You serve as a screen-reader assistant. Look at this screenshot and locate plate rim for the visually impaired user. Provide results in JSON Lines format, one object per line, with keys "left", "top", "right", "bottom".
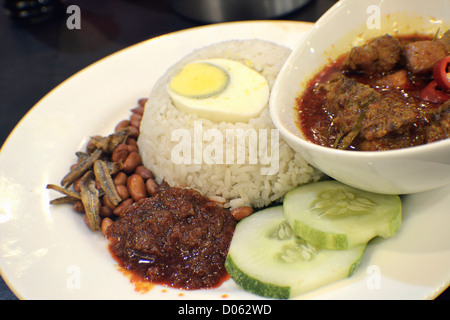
{"left": 1, "top": 19, "right": 449, "bottom": 300}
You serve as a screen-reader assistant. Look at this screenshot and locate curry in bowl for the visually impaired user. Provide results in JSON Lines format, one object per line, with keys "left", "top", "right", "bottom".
{"left": 296, "top": 30, "right": 450, "bottom": 151}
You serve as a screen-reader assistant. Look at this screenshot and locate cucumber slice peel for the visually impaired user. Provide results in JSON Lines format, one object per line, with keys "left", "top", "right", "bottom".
{"left": 225, "top": 206, "right": 366, "bottom": 299}
{"left": 283, "top": 180, "right": 402, "bottom": 250}
{"left": 225, "top": 255, "right": 290, "bottom": 299}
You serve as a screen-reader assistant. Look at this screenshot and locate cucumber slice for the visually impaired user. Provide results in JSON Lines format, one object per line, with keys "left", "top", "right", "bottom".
{"left": 283, "top": 180, "right": 402, "bottom": 250}
{"left": 225, "top": 206, "right": 366, "bottom": 299}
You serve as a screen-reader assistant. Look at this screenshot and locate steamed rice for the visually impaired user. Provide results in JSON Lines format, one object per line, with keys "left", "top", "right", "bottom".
{"left": 138, "top": 40, "right": 322, "bottom": 208}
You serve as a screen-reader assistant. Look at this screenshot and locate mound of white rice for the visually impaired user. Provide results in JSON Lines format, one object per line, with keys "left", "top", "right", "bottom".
{"left": 138, "top": 40, "right": 322, "bottom": 208}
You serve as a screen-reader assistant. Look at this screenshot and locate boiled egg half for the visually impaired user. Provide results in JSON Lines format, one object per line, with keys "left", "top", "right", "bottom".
{"left": 167, "top": 58, "right": 269, "bottom": 123}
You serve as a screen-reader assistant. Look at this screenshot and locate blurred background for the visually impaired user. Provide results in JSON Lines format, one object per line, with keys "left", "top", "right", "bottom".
{"left": 0, "top": 0, "right": 448, "bottom": 300}
{"left": 0, "top": 0, "right": 340, "bottom": 147}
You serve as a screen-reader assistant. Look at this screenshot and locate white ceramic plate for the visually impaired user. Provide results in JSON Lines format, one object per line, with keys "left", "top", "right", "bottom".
{"left": 0, "top": 21, "right": 449, "bottom": 300}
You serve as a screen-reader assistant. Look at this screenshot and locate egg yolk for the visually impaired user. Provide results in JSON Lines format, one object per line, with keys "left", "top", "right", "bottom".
{"left": 169, "top": 62, "right": 230, "bottom": 98}
{"left": 167, "top": 58, "right": 269, "bottom": 123}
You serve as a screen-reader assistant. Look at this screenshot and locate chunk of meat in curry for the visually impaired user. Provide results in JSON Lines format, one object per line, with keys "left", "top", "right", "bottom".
{"left": 297, "top": 31, "right": 450, "bottom": 151}
{"left": 342, "top": 34, "right": 402, "bottom": 74}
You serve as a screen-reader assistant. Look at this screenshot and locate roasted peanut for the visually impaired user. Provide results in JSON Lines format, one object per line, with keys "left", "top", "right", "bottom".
{"left": 127, "top": 144, "right": 138, "bottom": 153}
{"left": 123, "top": 151, "right": 141, "bottom": 174}
{"left": 131, "top": 105, "right": 144, "bottom": 115}
{"left": 73, "top": 200, "right": 85, "bottom": 213}
{"left": 100, "top": 205, "right": 114, "bottom": 219}
{"left": 230, "top": 206, "right": 254, "bottom": 221}
{"left": 111, "top": 143, "right": 129, "bottom": 163}
{"left": 145, "top": 178, "right": 159, "bottom": 196}
{"left": 116, "top": 184, "right": 130, "bottom": 200}
{"left": 115, "top": 120, "right": 131, "bottom": 133}
{"left": 126, "top": 137, "right": 137, "bottom": 147}
{"left": 135, "top": 165, "right": 154, "bottom": 180}
{"left": 101, "top": 217, "right": 114, "bottom": 238}
{"left": 127, "top": 174, "right": 147, "bottom": 202}
{"left": 130, "top": 113, "right": 142, "bottom": 128}
{"left": 102, "top": 194, "right": 116, "bottom": 210}
{"left": 73, "top": 178, "right": 82, "bottom": 193}
{"left": 137, "top": 98, "right": 148, "bottom": 107}
{"left": 129, "top": 125, "right": 140, "bottom": 139}
{"left": 113, "top": 171, "right": 127, "bottom": 186}
{"left": 113, "top": 198, "right": 133, "bottom": 216}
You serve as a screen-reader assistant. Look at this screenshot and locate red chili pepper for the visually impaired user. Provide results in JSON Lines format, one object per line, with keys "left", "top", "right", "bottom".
{"left": 419, "top": 80, "right": 450, "bottom": 104}
{"left": 433, "top": 56, "right": 450, "bottom": 92}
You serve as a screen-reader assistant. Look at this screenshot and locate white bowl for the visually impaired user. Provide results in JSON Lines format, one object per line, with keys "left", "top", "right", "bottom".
{"left": 270, "top": 0, "right": 450, "bottom": 195}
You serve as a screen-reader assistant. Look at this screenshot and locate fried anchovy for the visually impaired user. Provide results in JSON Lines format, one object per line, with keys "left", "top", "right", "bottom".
{"left": 78, "top": 170, "right": 101, "bottom": 231}
{"left": 93, "top": 160, "right": 122, "bottom": 206}
{"left": 46, "top": 184, "right": 81, "bottom": 199}
{"left": 75, "top": 151, "right": 90, "bottom": 162}
{"left": 89, "top": 128, "right": 130, "bottom": 154}
{"left": 60, "top": 148, "right": 102, "bottom": 187}
{"left": 103, "top": 160, "right": 123, "bottom": 175}
{"left": 49, "top": 196, "right": 80, "bottom": 205}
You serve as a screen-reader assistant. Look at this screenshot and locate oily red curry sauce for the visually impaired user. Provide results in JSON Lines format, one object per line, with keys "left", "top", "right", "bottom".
{"left": 106, "top": 184, "right": 236, "bottom": 290}
{"left": 296, "top": 34, "right": 449, "bottom": 151}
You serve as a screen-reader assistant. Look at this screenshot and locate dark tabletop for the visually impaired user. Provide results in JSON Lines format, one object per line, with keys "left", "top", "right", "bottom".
{"left": 0, "top": 0, "right": 448, "bottom": 300}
